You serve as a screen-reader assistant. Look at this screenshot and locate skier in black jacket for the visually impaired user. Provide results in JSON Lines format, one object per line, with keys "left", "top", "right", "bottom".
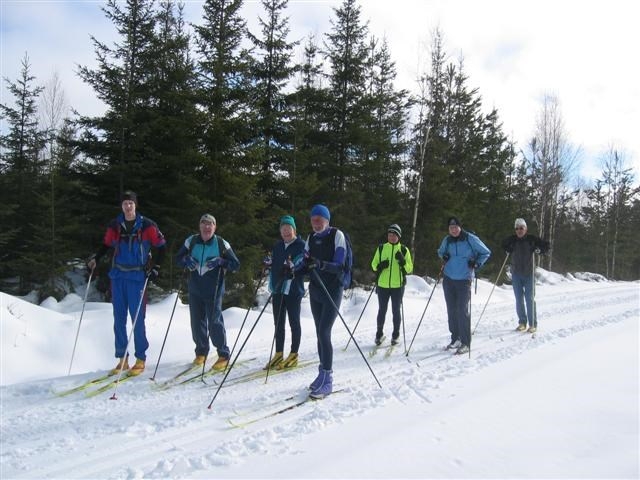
{"left": 502, "top": 218, "right": 550, "bottom": 333}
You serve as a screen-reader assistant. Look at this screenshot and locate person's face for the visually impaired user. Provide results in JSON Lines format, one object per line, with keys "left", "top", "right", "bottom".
{"left": 200, "top": 220, "right": 216, "bottom": 240}
{"left": 121, "top": 200, "right": 136, "bottom": 219}
{"left": 515, "top": 225, "right": 527, "bottom": 238}
{"left": 310, "top": 215, "right": 328, "bottom": 233}
{"left": 387, "top": 232, "right": 399, "bottom": 244}
{"left": 448, "top": 224, "right": 461, "bottom": 237}
{"left": 280, "top": 224, "right": 295, "bottom": 242}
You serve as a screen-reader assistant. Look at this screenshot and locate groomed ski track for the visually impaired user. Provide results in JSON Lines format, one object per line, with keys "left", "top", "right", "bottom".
{"left": 1, "top": 279, "right": 637, "bottom": 479}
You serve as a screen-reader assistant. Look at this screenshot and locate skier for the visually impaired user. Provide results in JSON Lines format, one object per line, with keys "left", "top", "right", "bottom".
{"left": 437, "top": 217, "right": 491, "bottom": 354}
{"left": 87, "top": 191, "right": 166, "bottom": 376}
{"left": 502, "top": 218, "right": 550, "bottom": 333}
{"left": 175, "top": 214, "right": 240, "bottom": 371}
{"left": 295, "top": 204, "right": 347, "bottom": 398}
{"left": 263, "top": 215, "right": 306, "bottom": 370}
{"left": 370, "top": 224, "right": 413, "bottom": 346}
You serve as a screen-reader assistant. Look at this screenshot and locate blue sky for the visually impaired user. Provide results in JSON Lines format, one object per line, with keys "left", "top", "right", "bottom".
{"left": 1, "top": 0, "right": 638, "bottom": 184}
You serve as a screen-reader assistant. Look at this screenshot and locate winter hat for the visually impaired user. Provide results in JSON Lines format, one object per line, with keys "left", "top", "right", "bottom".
{"left": 280, "top": 215, "right": 297, "bottom": 231}
{"left": 387, "top": 224, "right": 402, "bottom": 237}
{"left": 121, "top": 190, "right": 137, "bottom": 205}
{"left": 514, "top": 218, "right": 527, "bottom": 229}
{"left": 200, "top": 213, "right": 216, "bottom": 225}
{"left": 310, "top": 204, "right": 331, "bottom": 221}
{"left": 448, "top": 216, "right": 461, "bottom": 227}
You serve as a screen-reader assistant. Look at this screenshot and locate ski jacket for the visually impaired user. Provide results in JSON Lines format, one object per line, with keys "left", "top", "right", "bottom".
{"left": 370, "top": 242, "right": 414, "bottom": 289}
{"left": 269, "top": 236, "right": 306, "bottom": 296}
{"left": 101, "top": 213, "right": 166, "bottom": 281}
{"left": 176, "top": 234, "right": 240, "bottom": 294}
{"left": 502, "top": 234, "right": 550, "bottom": 276}
{"left": 296, "top": 227, "right": 346, "bottom": 294}
{"left": 437, "top": 230, "right": 491, "bottom": 281}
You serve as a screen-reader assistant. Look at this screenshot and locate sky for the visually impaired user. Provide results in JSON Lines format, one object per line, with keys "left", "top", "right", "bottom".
{"left": 1, "top": 269, "right": 638, "bottom": 478}
{"left": 1, "top": 0, "right": 639, "bottom": 184}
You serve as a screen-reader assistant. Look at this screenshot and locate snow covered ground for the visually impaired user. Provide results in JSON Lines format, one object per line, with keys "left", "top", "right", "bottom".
{"left": 1, "top": 269, "right": 638, "bottom": 479}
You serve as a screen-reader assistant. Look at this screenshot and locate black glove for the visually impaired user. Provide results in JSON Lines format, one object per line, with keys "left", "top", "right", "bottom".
{"left": 304, "top": 255, "right": 321, "bottom": 270}
{"left": 282, "top": 259, "right": 294, "bottom": 279}
{"left": 468, "top": 259, "right": 478, "bottom": 269}
{"left": 534, "top": 248, "right": 541, "bottom": 254}
{"left": 147, "top": 264, "right": 160, "bottom": 282}
{"left": 262, "top": 255, "right": 273, "bottom": 269}
{"left": 442, "top": 253, "right": 450, "bottom": 262}
{"left": 395, "top": 250, "right": 406, "bottom": 267}
{"left": 377, "top": 259, "right": 390, "bottom": 272}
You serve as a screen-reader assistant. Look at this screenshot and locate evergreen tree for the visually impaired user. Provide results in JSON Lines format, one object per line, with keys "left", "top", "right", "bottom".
{"left": 0, "top": 54, "right": 48, "bottom": 294}
{"left": 247, "top": 0, "right": 298, "bottom": 212}
{"left": 194, "top": 0, "right": 267, "bottom": 306}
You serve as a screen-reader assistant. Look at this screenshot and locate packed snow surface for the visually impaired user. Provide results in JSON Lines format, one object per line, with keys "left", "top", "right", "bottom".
{"left": 1, "top": 269, "right": 638, "bottom": 479}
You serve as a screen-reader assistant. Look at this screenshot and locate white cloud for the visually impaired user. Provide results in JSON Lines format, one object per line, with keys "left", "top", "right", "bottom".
{"left": 2, "top": 0, "right": 638, "bottom": 182}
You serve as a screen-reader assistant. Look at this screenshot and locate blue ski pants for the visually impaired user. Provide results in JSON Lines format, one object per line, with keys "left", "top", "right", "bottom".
{"left": 309, "top": 283, "right": 343, "bottom": 371}
{"left": 511, "top": 272, "right": 536, "bottom": 327}
{"left": 111, "top": 277, "right": 148, "bottom": 361}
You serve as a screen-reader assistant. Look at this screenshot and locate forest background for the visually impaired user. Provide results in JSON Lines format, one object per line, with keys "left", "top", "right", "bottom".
{"left": 1, "top": 0, "right": 638, "bottom": 307}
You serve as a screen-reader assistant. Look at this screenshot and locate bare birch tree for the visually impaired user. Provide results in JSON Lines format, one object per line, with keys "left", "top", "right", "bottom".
{"left": 525, "top": 93, "right": 578, "bottom": 269}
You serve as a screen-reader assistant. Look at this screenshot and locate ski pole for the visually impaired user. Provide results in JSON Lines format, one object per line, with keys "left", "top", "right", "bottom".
{"left": 228, "top": 268, "right": 268, "bottom": 364}
{"left": 468, "top": 277, "right": 472, "bottom": 359}
{"left": 406, "top": 264, "right": 444, "bottom": 357}
{"left": 343, "top": 282, "right": 376, "bottom": 351}
{"left": 471, "top": 253, "right": 509, "bottom": 335}
{"left": 310, "top": 269, "right": 382, "bottom": 389}
{"left": 67, "top": 266, "right": 94, "bottom": 375}
{"left": 110, "top": 276, "right": 150, "bottom": 400}
{"left": 400, "top": 294, "right": 407, "bottom": 354}
{"left": 198, "top": 267, "right": 224, "bottom": 382}
{"left": 531, "top": 251, "right": 537, "bottom": 334}
{"left": 207, "top": 292, "right": 275, "bottom": 410}
{"left": 149, "top": 270, "right": 187, "bottom": 381}
{"left": 264, "top": 292, "right": 286, "bottom": 383}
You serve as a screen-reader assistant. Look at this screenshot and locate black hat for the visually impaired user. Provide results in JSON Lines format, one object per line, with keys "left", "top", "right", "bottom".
{"left": 448, "top": 216, "right": 461, "bottom": 227}
{"left": 121, "top": 190, "right": 137, "bottom": 204}
{"left": 387, "top": 224, "right": 402, "bottom": 237}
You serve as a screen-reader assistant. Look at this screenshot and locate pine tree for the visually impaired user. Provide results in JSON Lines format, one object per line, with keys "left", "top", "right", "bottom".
{"left": 0, "top": 54, "right": 48, "bottom": 294}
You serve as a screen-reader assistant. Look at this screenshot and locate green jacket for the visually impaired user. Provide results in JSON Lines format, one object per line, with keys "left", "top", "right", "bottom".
{"left": 370, "top": 242, "right": 413, "bottom": 289}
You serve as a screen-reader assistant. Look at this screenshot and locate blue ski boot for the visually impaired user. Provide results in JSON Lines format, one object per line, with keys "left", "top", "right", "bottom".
{"left": 309, "top": 369, "right": 333, "bottom": 399}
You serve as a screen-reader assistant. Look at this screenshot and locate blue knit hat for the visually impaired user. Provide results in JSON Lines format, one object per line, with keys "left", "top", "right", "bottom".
{"left": 310, "top": 204, "right": 330, "bottom": 221}
{"left": 280, "top": 215, "right": 296, "bottom": 230}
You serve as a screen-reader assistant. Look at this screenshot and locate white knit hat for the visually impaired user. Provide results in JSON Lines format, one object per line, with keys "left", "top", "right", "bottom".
{"left": 514, "top": 218, "right": 527, "bottom": 228}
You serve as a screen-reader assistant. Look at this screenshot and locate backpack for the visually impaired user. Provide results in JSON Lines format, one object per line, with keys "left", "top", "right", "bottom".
{"left": 340, "top": 229, "right": 354, "bottom": 289}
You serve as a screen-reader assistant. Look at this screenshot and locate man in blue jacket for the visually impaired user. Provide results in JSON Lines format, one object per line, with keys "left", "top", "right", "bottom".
{"left": 176, "top": 214, "right": 240, "bottom": 371}
{"left": 437, "top": 217, "right": 491, "bottom": 354}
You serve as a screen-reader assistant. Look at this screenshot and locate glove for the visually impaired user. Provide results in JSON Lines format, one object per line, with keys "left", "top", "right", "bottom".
{"left": 442, "top": 253, "right": 450, "bottom": 262}
{"left": 282, "top": 258, "right": 294, "bottom": 279}
{"left": 206, "top": 257, "right": 226, "bottom": 269}
{"left": 395, "top": 250, "right": 406, "bottom": 267}
{"left": 263, "top": 255, "right": 273, "bottom": 268}
{"left": 534, "top": 248, "right": 541, "bottom": 254}
{"left": 182, "top": 255, "right": 197, "bottom": 271}
{"left": 304, "top": 255, "right": 321, "bottom": 270}
{"left": 147, "top": 264, "right": 160, "bottom": 282}
{"left": 468, "top": 259, "right": 478, "bottom": 269}
{"left": 377, "top": 259, "right": 390, "bottom": 272}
